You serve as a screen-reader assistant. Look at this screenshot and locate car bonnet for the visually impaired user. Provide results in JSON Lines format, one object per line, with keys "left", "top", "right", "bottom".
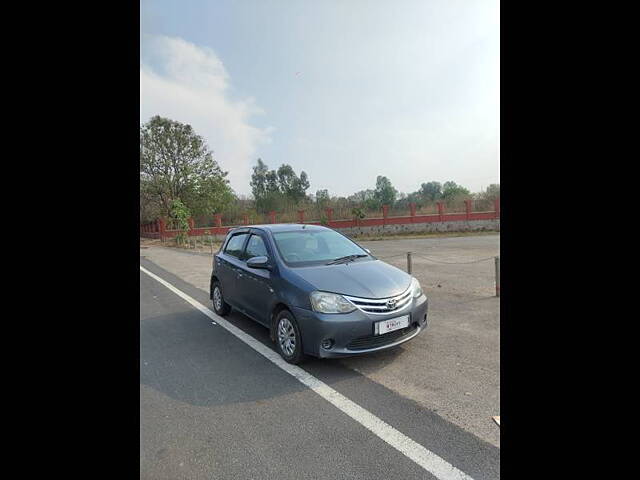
{"left": 290, "top": 259, "right": 411, "bottom": 299}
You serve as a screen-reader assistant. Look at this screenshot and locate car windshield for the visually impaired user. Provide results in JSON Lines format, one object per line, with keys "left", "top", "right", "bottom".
{"left": 272, "top": 230, "right": 369, "bottom": 266}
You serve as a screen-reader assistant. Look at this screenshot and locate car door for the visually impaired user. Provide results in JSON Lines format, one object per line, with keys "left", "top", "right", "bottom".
{"left": 215, "top": 231, "right": 250, "bottom": 306}
{"left": 236, "top": 231, "right": 275, "bottom": 325}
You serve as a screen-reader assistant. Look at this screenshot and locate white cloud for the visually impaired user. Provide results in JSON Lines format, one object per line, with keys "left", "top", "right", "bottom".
{"left": 140, "top": 36, "right": 272, "bottom": 194}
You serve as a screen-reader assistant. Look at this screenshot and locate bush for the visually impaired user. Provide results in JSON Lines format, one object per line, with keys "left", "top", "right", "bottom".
{"left": 171, "top": 199, "right": 191, "bottom": 245}
{"left": 352, "top": 207, "right": 366, "bottom": 220}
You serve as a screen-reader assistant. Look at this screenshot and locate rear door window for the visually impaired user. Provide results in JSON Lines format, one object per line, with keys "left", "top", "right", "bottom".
{"left": 224, "top": 233, "right": 249, "bottom": 259}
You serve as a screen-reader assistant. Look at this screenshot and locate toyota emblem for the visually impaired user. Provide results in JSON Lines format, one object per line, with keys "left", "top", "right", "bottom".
{"left": 386, "top": 299, "right": 397, "bottom": 310}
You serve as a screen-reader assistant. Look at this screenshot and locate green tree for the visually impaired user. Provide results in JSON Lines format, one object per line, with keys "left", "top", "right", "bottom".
{"left": 251, "top": 158, "right": 284, "bottom": 212}
{"left": 250, "top": 158, "right": 269, "bottom": 200}
{"left": 140, "top": 181, "right": 163, "bottom": 223}
{"left": 297, "top": 171, "right": 310, "bottom": 200}
{"left": 140, "top": 115, "right": 234, "bottom": 218}
{"left": 315, "top": 189, "right": 330, "bottom": 207}
{"left": 348, "top": 189, "right": 374, "bottom": 203}
{"left": 407, "top": 191, "right": 423, "bottom": 206}
{"left": 250, "top": 159, "right": 310, "bottom": 213}
{"left": 265, "top": 171, "right": 280, "bottom": 193}
{"left": 277, "top": 164, "right": 310, "bottom": 202}
{"left": 373, "top": 176, "right": 397, "bottom": 207}
{"left": 478, "top": 183, "right": 500, "bottom": 201}
{"left": 419, "top": 182, "right": 442, "bottom": 202}
{"left": 420, "top": 182, "right": 442, "bottom": 202}
{"left": 348, "top": 189, "right": 378, "bottom": 210}
{"left": 182, "top": 156, "right": 235, "bottom": 216}
{"left": 441, "top": 181, "right": 470, "bottom": 200}
{"left": 473, "top": 183, "right": 500, "bottom": 210}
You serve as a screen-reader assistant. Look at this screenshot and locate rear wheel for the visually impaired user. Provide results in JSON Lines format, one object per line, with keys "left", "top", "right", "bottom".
{"left": 211, "top": 281, "right": 230, "bottom": 316}
{"left": 275, "top": 310, "right": 305, "bottom": 364}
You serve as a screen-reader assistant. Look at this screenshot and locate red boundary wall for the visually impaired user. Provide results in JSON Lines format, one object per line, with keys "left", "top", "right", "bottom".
{"left": 140, "top": 199, "right": 500, "bottom": 239}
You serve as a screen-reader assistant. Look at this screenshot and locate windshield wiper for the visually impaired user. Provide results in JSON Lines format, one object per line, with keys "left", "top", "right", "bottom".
{"left": 326, "top": 254, "right": 368, "bottom": 265}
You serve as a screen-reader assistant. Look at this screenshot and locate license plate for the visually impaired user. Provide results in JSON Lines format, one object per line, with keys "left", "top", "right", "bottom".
{"left": 375, "top": 315, "right": 410, "bottom": 335}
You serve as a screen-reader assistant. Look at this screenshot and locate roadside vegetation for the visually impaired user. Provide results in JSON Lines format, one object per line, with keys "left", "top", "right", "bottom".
{"left": 140, "top": 115, "right": 500, "bottom": 228}
{"left": 347, "top": 230, "right": 500, "bottom": 242}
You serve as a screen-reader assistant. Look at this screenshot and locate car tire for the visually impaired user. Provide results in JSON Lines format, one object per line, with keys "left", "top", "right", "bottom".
{"left": 275, "top": 310, "right": 305, "bottom": 364}
{"left": 211, "top": 281, "right": 231, "bottom": 316}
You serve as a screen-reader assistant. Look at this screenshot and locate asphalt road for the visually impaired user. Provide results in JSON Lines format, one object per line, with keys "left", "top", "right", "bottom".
{"left": 140, "top": 234, "right": 500, "bottom": 447}
{"left": 140, "top": 257, "right": 500, "bottom": 479}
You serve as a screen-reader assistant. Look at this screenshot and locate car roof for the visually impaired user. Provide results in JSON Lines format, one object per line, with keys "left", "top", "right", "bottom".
{"left": 230, "top": 223, "right": 329, "bottom": 234}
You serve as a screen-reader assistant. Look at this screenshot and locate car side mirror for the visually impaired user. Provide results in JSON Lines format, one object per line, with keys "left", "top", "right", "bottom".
{"left": 246, "top": 256, "right": 271, "bottom": 269}
{"left": 364, "top": 248, "right": 371, "bottom": 254}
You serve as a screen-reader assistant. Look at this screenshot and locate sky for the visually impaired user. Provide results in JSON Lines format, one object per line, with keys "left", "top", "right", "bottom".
{"left": 140, "top": 0, "right": 499, "bottom": 198}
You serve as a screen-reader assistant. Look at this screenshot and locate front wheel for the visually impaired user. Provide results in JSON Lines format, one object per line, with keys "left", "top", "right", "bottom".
{"left": 275, "top": 310, "right": 305, "bottom": 364}
{"left": 211, "top": 281, "right": 231, "bottom": 316}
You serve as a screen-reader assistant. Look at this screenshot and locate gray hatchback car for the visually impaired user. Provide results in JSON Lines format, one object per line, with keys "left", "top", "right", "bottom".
{"left": 210, "top": 224, "right": 428, "bottom": 364}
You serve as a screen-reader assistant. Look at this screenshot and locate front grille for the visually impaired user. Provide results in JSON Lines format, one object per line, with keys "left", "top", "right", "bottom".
{"left": 346, "top": 324, "right": 418, "bottom": 351}
{"left": 343, "top": 287, "right": 412, "bottom": 314}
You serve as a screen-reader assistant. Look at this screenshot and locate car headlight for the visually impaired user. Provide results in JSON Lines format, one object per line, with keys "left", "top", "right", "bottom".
{"left": 411, "top": 277, "right": 423, "bottom": 298}
{"left": 310, "top": 291, "right": 356, "bottom": 314}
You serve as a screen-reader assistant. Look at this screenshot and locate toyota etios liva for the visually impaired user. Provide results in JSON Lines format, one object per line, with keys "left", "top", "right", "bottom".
{"left": 210, "top": 224, "right": 428, "bottom": 364}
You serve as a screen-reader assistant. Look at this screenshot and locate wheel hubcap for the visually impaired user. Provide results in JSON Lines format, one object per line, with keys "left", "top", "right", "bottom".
{"left": 213, "top": 287, "right": 222, "bottom": 311}
{"left": 277, "top": 318, "right": 296, "bottom": 356}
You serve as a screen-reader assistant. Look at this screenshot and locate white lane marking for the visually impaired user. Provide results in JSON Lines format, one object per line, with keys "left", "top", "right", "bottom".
{"left": 140, "top": 265, "right": 474, "bottom": 480}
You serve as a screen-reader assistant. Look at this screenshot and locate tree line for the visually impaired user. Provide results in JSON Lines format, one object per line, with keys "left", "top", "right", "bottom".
{"left": 140, "top": 116, "right": 499, "bottom": 224}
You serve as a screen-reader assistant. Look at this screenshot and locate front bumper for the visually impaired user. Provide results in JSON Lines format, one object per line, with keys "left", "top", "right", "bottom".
{"left": 291, "top": 294, "right": 429, "bottom": 358}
